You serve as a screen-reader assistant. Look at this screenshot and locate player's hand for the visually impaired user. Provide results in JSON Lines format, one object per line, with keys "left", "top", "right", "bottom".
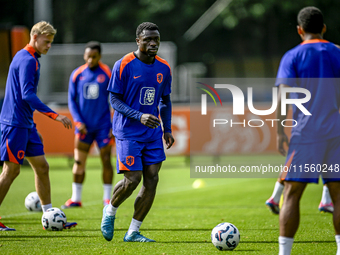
{"left": 56, "top": 115, "right": 72, "bottom": 129}
{"left": 37, "top": 131, "right": 44, "bottom": 144}
{"left": 108, "top": 128, "right": 114, "bottom": 139}
{"left": 77, "top": 123, "right": 88, "bottom": 135}
{"left": 140, "top": 114, "right": 161, "bottom": 129}
{"left": 277, "top": 133, "right": 289, "bottom": 156}
{"left": 164, "top": 132, "right": 175, "bottom": 149}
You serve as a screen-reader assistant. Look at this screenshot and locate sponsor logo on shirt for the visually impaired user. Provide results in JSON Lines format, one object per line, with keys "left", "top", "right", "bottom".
{"left": 139, "top": 87, "right": 155, "bottom": 105}
{"left": 83, "top": 83, "right": 99, "bottom": 99}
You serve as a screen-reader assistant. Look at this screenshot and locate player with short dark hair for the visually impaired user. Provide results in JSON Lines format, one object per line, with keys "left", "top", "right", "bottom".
{"left": 101, "top": 21, "right": 175, "bottom": 242}
{"left": 275, "top": 6, "right": 340, "bottom": 255}
{"left": 85, "top": 41, "right": 102, "bottom": 54}
{"left": 62, "top": 41, "right": 114, "bottom": 209}
{"left": 135, "top": 22, "right": 159, "bottom": 38}
{"left": 0, "top": 21, "right": 76, "bottom": 230}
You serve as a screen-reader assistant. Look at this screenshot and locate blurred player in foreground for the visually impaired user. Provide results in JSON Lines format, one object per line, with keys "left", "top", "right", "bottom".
{"left": 62, "top": 41, "right": 114, "bottom": 209}
{"left": 0, "top": 21, "right": 76, "bottom": 230}
{"left": 101, "top": 22, "right": 174, "bottom": 242}
{"left": 275, "top": 7, "right": 340, "bottom": 255}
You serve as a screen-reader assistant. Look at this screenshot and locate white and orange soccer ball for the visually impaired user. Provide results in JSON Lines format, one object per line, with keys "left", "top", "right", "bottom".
{"left": 211, "top": 222, "right": 240, "bottom": 250}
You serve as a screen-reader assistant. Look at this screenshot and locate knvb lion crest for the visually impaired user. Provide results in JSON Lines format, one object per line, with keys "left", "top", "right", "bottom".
{"left": 126, "top": 156, "right": 134, "bottom": 166}
{"left": 157, "top": 73, "right": 163, "bottom": 84}
{"left": 97, "top": 74, "right": 105, "bottom": 83}
{"left": 17, "top": 150, "right": 25, "bottom": 160}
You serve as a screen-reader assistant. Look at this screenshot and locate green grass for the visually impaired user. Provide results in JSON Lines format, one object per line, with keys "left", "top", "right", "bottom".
{"left": 0, "top": 155, "right": 337, "bottom": 254}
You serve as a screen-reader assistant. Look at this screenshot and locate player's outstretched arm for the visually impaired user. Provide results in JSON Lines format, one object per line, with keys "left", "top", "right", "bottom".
{"left": 55, "top": 114, "right": 73, "bottom": 129}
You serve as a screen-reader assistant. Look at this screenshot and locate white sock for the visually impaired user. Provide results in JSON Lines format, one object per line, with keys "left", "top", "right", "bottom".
{"left": 41, "top": 203, "right": 52, "bottom": 213}
{"left": 279, "top": 236, "right": 294, "bottom": 255}
{"left": 321, "top": 185, "right": 332, "bottom": 205}
{"left": 127, "top": 218, "right": 142, "bottom": 235}
{"left": 103, "top": 184, "right": 112, "bottom": 201}
{"left": 272, "top": 182, "right": 284, "bottom": 203}
{"left": 71, "top": 182, "right": 83, "bottom": 202}
{"left": 335, "top": 235, "right": 340, "bottom": 255}
{"left": 106, "top": 204, "right": 118, "bottom": 216}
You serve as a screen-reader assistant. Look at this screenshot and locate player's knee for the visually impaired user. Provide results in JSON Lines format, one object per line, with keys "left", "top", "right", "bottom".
{"left": 35, "top": 161, "right": 49, "bottom": 176}
{"left": 4, "top": 165, "right": 21, "bottom": 180}
{"left": 13, "top": 168, "right": 20, "bottom": 178}
{"left": 145, "top": 173, "right": 159, "bottom": 190}
{"left": 73, "top": 166, "right": 85, "bottom": 175}
{"left": 102, "top": 159, "right": 113, "bottom": 170}
{"left": 124, "top": 175, "right": 141, "bottom": 191}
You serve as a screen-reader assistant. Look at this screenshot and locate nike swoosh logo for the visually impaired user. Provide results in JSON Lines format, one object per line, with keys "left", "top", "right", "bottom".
{"left": 134, "top": 75, "right": 142, "bottom": 79}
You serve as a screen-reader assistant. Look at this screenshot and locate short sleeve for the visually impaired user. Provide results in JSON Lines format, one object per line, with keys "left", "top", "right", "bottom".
{"left": 107, "top": 60, "right": 124, "bottom": 95}
{"left": 275, "top": 51, "right": 297, "bottom": 87}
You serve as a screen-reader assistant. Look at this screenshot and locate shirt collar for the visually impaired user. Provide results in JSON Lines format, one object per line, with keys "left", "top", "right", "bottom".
{"left": 301, "top": 39, "right": 329, "bottom": 45}
{"left": 24, "top": 44, "right": 41, "bottom": 58}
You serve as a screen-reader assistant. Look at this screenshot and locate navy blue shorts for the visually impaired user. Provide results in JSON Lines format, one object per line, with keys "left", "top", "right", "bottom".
{"left": 282, "top": 136, "right": 340, "bottom": 183}
{"left": 115, "top": 138, "right": 166, "bottom": 174}
{"left": 0, "top": 124, "right": 44, "bottom": 165}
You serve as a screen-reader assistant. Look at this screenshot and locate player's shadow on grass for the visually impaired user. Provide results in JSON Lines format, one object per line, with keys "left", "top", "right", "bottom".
{"left": 0, "top": 235, "right": 92, "bottom": 239}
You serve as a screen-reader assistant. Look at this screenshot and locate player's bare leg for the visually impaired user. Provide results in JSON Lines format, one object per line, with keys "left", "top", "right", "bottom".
{"left": 101, "top": 171, "right": 142, "bottom": 241}
{"left": 280, "top": 181, "right": 307, "bottom": 237}
{"left": 327, "top": 181, "right": 340, "bottom": 255}
{"left": 99, "top": 144, "right": 113, "bottom": 205}
{"left": 26, "top": 155, "right": 51, "bottom": 208}
{"left": 62, "top": 138, "right": 90, "bottom": 209}
{"left": 279, "top": 181, "right": 307, "bottom": 255}
{"left": 111, "top": 171, "right": 142, "bottom": 207}
{"left": 0, "top": 162, "right": 20, "bottom": 205}
{"left": 0, "top": 161, "right": 19, "bottom": 231}
{"left": 122, "top": 163, "right": 161, "bottom": 242}
{"left": 326, "top": 182, "right": 340, "bottom": 234}
{"left": 73, "top": 138, "right": 91, "bottom": 183}
{"left": 100, "top": 144, "right": 113, "bottom": 184}
{"left": 133, "top": 162, "right": 162, "bottom": 221}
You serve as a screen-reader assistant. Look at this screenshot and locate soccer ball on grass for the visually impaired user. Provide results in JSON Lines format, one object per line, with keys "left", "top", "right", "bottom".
{"left": 41, "top": 207, "right": 67, "bottom": 231}
{"left": 211, "top": 222, "right": 240, "bottom": 250}
{"left": 25, "top": 191, "right": 42, "bottom": 211}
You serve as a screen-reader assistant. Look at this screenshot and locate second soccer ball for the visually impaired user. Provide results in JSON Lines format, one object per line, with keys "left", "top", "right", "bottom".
{"left": 42, "top": 207, "right": 67, "bottom": 231}
{"left": 25, "top": 191, "right": 42, "bottom": 211}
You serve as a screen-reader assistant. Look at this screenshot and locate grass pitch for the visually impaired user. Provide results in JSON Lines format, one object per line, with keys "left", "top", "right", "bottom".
{"left": 0, "top": 155, "right": 337, "bottom": 254}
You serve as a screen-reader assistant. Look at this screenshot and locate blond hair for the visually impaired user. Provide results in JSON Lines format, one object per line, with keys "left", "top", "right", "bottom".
{"left": 30, "top": 21, "right": 56, "bottom": 36}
